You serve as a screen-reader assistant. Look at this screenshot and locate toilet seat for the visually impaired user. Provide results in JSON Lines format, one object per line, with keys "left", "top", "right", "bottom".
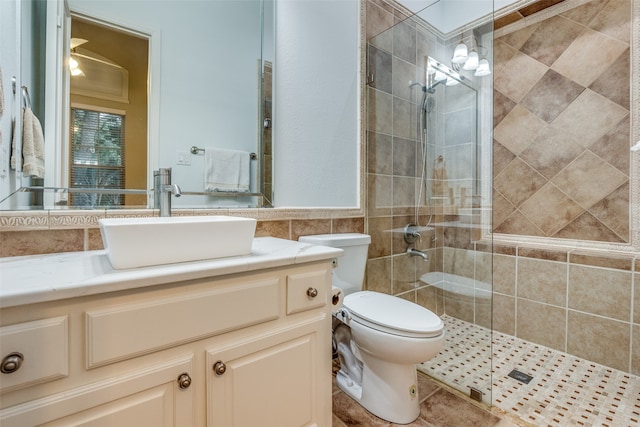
{"left": 343, "top": 291, "right": 443, "bottom": 338}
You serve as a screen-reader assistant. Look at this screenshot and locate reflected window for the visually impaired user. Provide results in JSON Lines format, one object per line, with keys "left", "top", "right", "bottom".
{"left": 69, "top": 106, "right": 125, "bottom": 207}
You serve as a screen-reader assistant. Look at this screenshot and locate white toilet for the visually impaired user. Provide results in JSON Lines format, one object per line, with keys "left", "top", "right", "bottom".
{"left": 298, "top": 233, "right": 444, "bottom": 424}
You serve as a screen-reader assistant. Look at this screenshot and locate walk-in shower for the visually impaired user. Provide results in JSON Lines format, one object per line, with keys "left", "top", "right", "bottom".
{"left": 365, "top": 4, "right": 494, "bottom": 407}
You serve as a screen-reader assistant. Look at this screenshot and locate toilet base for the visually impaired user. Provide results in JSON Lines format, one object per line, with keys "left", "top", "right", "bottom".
{"left": 336, "top": 360, "right": 420, "bottom": 425}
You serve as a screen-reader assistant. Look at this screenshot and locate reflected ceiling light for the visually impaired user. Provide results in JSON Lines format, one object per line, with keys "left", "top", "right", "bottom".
{"left": 69, "top": 56, "right": 84, "bottom": 77}
{"left": 451, "top": 42, "right": 468, "bottom": 64}
{"left": 474, "top": 58, "right": 491, "bottom": 76}
{"left": 463, "top": 51, "right": 479, "bottom": 71}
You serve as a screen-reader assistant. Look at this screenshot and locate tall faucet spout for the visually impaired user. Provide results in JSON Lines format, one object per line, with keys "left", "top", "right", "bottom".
{"left": 407, "top": 247, "right": 429, "bottom": 261}
{"left": 165, "top": 183, "right": 182, "bottom": 197}
{"left": 154, "top": 168, "right": 180, "bottom": 217}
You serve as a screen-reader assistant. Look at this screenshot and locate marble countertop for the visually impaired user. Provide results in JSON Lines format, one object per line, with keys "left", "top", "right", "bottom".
{"left": 0, "top": 237, "right": 342, "bottom": 309}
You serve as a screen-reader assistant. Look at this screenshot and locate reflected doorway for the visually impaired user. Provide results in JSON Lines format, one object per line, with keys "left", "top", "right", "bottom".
{"left": 68, "top": 16, "right": 148, "bottom": 207}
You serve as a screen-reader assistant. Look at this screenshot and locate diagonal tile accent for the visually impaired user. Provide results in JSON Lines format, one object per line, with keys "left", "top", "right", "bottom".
{"left": 587, "top": 181, "right": 630, "bottom": 242}
{"left": 559, "top": 0, "right": 609, "bottom": 25}
{"left": 550, "top": 89, "right": 629, "bottom": 147}
{"left": 552, "top": 27, "right": 628, "bottom": 87}
{"left": 493, "top": 192, "right": 516, "bottom": 230}
{"left": 494, "top": 105, "right": 548, "bottom": 155}
{"left": 493, "top": 52, "right": 548, "bottom": 102}
{"left": 553, "top": 211, "right": 626, "bottom": 242}
{"left": 551, "top": 150, "right": 628, "bottom": 209}
{"left": 519, "top": 124, "right": 586, "bottom": 179}
{"left": 520, "top": 15, "right": 584, "bottom": 66}
{"left": 589, "top": 47, "right": 630, "bottom": 109}
{"left": 493, "top": 39, "right": 519, "bottom": 75}
{"left": 588, "top": 113, "right": 630, "bottom": 174}
{"left": 494, "top": 158, "right": 548, "bottom": 207}
{"left": 495, "top": 52, "right": 549, "bottom": 103}
{"left": 493, "top": 140, "right": 516, "bottom": 177}
{"left": 520, "top": 69, "right": 585, "bottom": 123}
{"left": 589, "top": 0, "right": 631, "bottom": 43}
{"left": 493, "top": 210, "right": 545, "bottom": 236}
{"left": 493, "top": 90, "right": 517, "bottom": 128}
{"left": 497, "top": 22, "right": 540, "bottom": 50}
{"left": 519, "top": 182, "right": 584, "bottom": 235}
{"left": 492, "top": 1, "right": 631, "bottom": 245}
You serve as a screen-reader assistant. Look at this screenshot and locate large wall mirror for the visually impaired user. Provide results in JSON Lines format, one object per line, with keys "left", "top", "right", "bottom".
{"left": 0, "top": 0, "right": 360, "bottom": 211}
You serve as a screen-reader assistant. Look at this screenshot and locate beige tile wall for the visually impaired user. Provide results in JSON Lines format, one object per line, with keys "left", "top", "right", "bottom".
{"left": 493, "top": 0, "right": 631, "bottom": 243}
{"left": 0, "top": 214, "right": 364, "bottom": 258}
{"left": 491, "top": 242, "right": 639, "bottom": 374}
{"left": 364, "top": 0, "right": 449, "bottom": 310}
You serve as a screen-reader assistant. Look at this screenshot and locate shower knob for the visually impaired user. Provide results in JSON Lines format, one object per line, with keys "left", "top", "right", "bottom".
{"left": 213, "top": 360, "right": 227, "bottom": 376}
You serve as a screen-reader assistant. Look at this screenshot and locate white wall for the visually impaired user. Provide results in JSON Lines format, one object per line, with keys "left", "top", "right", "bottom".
{"left": 406, "top": 0, "right": 516, "bottom": 34}
{"left": 0, "top": 0, "right": 18, "bottom": 205}
{"left": 0, "top": 0, "right": 39, "bottom": 209}
{"left": 273, "top": 0, "right": 359, "bottom": 207}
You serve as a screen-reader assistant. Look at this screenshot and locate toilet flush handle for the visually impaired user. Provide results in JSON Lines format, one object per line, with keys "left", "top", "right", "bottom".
{"left": 336, "top": 308, "right": 351, "bottom": 322}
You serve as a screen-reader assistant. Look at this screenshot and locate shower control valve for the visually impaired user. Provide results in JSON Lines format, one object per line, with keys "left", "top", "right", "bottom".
{"left": 404, "top": 224, "right": 422, "bottom": 245}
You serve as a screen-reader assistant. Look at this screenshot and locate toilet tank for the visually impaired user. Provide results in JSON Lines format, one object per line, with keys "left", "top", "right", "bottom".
{"left": 298, "top": 233, "right": 371, "bottom": 296}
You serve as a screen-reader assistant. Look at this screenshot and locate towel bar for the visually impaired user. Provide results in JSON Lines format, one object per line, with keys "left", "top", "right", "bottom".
{"left": 190, "top": 146, "right": 257, "bottom": 160}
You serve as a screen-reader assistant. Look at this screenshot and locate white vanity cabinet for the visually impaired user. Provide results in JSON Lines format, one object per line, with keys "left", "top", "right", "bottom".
{"left": 0, "top": 241, "right": 337, "bottom": 427}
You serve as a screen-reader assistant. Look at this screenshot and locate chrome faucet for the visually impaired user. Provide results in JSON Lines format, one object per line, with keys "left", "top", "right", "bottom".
{"left": 407, "top": 247, "right": 429, "bottom": 261}
{"left": 154, "top": 168, "right": 181, "bottom": 217}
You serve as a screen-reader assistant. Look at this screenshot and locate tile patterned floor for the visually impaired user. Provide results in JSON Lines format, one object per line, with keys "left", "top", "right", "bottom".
{"left": 420, "top": 315, "right": 640, "bottom": 427}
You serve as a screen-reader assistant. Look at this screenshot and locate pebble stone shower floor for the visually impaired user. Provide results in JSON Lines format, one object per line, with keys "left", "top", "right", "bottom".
{"left": 419, "top": 315, "right": 640, "bottom": 426}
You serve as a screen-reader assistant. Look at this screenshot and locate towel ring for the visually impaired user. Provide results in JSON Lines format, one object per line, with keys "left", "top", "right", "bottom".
{"left": 21, "top": 86, "right": 31, "bottom": 109}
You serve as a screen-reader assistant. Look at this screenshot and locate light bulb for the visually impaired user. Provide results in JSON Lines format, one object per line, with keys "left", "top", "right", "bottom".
{"left": 463, "top": 51, "right": 479, "bottom": 71}
{"left": 474, "top": 59, "right": 491, "bottom": 76}
{"left": 69, "top": 57, "right": 79, "bottom": 70}
{"left": 451, "top": 43, "right": 468, "bottom": 64}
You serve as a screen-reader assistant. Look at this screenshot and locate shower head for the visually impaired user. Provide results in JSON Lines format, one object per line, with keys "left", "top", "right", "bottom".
{"left": 425, "top": 78, "right": 447, "bottom": 93}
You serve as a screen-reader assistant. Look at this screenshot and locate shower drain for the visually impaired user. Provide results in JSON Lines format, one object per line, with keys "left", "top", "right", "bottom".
{"left": 508, "top": 369, "right": 533, "bottom": 384}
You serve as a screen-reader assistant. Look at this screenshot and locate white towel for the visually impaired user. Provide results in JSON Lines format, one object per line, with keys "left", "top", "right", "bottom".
{"left": 204, "top": 147, "right": 250, "bottom": 192}
{"left": 11, "top": 107, "right": 45, "bottom": 178}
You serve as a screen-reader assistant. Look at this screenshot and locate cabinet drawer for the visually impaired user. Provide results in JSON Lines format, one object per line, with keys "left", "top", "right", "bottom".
{"left": 286, "top": 269, "right": 329, "bottom": 315}
{"left": 86, "top": 277, "right": 280, "bottom": 368}
{"left": 0, "top": 317, "right": 68, "bottom": 393}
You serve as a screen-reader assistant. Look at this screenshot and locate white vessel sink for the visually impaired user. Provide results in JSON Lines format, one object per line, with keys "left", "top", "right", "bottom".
{"left": 99, "top": 216, "right": 257, "bottom": 269}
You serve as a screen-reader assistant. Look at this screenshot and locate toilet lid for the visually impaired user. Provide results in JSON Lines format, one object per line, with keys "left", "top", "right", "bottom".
{"left": 343, "top": 291, "right": 443, "bottom": 338}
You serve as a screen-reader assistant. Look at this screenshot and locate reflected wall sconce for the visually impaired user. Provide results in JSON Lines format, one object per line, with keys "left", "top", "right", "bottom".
{"left": 450, "top": 34, "right": 491, "bottom": 78}
{"left": 451, "top": 42, "right": 468, "bottom": 65}
{"left": 474, "top": 58, "right": 491, "bottom": 76}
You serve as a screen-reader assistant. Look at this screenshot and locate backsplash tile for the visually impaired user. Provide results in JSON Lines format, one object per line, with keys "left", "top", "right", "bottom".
{"left": 0, "top": 229, "right": 84, "bottom": 257}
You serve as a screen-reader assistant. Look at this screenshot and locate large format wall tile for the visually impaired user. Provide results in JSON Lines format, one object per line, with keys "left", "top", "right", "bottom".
{"left": 567, "top": 310, "right": 630, "bottom": 372}
{"left": 493, "top": 0, "right": 631, "bottom": 243}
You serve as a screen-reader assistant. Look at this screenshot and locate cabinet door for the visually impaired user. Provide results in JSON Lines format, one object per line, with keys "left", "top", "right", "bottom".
{"left": 207, "top": 319, "right": 331, "bottom": 427}
{"left": 0, "top": 356, "right": 194, "bottom": 427}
